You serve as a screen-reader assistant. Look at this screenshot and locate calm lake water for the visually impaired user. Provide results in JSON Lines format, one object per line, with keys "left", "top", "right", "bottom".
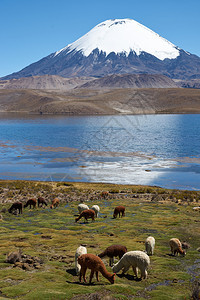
{"left": 1, "top": 113, "right": 200, "bottom": 190}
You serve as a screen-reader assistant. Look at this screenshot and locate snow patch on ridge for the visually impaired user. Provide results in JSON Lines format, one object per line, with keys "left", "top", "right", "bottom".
{"left": 55, "top": 18, "right": 180, "bottom": 61}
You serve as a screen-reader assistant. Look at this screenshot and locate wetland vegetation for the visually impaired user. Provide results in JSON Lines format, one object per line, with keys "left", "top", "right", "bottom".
{"left": 0, "top": 180, "right": 199, "bottom": 299}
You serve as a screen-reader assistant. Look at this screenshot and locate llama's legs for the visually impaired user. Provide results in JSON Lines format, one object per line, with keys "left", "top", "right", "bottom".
{"left": 141, "top": 269, "right": 147, "bottom": 279}
{"left": 132, "top": 266, "right": 138, "bottom": 277}
{"left": 79, "top": 270, "right": 82, "bottom": 282}
{"left": 109, "top": 257, "right": 114, "bottom": 267}
{"left": 122, "top": 265, "right": 130, "bottom": 274}
{"left": 96, "top": 271, "right": 99, "bottom": 282}
{"left": 89, "top": 270, "right": 94, "bottom": 283}
{"left": 81, "top": 266, "right": 87, "bottom": 283}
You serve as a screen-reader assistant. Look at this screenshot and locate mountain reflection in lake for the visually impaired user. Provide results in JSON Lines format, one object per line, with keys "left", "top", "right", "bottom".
{"left": 1, "top": 113, "right": 200, "bottom": 190}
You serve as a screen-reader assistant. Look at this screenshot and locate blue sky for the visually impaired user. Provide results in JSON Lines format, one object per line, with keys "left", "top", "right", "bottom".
{"left": 1, "top": 0, "right": 200, "bottom": 78}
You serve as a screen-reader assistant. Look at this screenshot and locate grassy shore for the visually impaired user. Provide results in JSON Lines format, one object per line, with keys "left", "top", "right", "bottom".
{"left": 0, "top": 180, "right": 200, "bottom": 299}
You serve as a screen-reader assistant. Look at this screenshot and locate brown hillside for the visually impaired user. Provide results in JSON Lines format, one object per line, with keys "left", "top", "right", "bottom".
{"left": 0, "top": 88, "right": 200, "bottom": 115}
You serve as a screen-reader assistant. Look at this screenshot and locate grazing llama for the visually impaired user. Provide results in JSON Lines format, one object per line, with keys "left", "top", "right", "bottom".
{"left": 169, "top": 238, "right": 186, "bottom": 256}
{"left": 8, "top": 202, "right": 23, "bottom": 214}
{"left": 75, "top": 209, "right": 95, "bottom": 223}
{"left": 113, "top": 206, "right": 125, "bottom": 218}
{"left": 24, "top": 199, "right": 37, "bottom": 209}
{"left": 50, "top": 198, "right": 59, "bottom": 209}
{"left": 75, "top": 245, "right": 87, "bottom": 275}
{"left": 101, "top": 191, "right": 109, "bottom": 199}
{"left": 91, "top": 205, "right": 100, "bottom": 217}
{"left": 112, "top": 251, "right": 150, "bottom": 279}
{"left": 98, "top": 244, "right": 127, "bottom": 266}
{"left": 37, "top": 197, "right": 47, "bottom": 208}
{"left": 78, "top": 253, "right": 115, "bottom": 284}
{"left": 145, "top": 236, "right": 155, "bottom": 256}
{"left": 78, "top": 203, "right": 89, "bottom": 214}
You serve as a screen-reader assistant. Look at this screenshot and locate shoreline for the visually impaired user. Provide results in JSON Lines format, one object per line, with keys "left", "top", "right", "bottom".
{"left": 0, "top": 178, "right": 200, "bottom": 194}
{"left": 1, "top": 88, "right": 200, "bottom": 115}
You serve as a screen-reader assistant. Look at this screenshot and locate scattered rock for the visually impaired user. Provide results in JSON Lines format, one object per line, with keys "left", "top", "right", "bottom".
{"left": 151, "top": 194, "right": 163, "bottom": 202}
{"left": 71, "top": 291, "right": 115, "bottom": 300}
{"left": 41, "top": 235, "right": 52, "bottom": 239}
{"left": 6, "top": 251, "right": 22, "bottom": 264}
{"left": 6, "top": 251, "right": 43, "bottom": 270}
{"left": 22, "top": 263, "right": 33, "bottom": 271}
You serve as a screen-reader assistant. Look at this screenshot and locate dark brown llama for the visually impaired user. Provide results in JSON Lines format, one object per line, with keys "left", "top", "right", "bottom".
{"left": 37, "top": 197, "right": 48, "bottom": 208}
{"left": 98, "top": 244, "right": 127, "bottom": 266}
{"left": 24, "top": 199, "right": 37, "bottom": 209}
{"left": 113, "top": 206, "right": 125, "bottom": 218}
{"left": 75, "top": 209, "right": 95, "bottom": 223}
{"left": 8, "top": 202, "right": 23, "bottom": 214}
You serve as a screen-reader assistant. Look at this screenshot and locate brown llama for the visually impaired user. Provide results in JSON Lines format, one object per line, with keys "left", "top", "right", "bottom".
{"left": 24, "top": 198, "right": 37, "bottom": 209}
{"left": 50, "top": 198, "right": 59, "bottom": 209}
{"left": 101, "top": 191, "right": 109, "bottom": 199}
{"left": 113, "top": 206, "right": 125, "bottom": 218}
{"left": 98, "top": 244, "right": 127, "bottom": 266}
{"left": 78, "top": 253, "right": 115, "bottom": 284}
{"left": 8, "top": 202, "right": 23, "bottom": 214}
{"left": 169, "top": 238, "right": 186, "bottom": 256}
{"left": 37, "top": 197, "right": 48, "bottom": 208}
{"left": 75, "top": 209, "right": 95, "bottom": 223}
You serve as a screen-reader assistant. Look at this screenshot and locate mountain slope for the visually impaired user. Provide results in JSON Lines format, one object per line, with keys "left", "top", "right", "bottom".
{"left": 2, "top": 18, "right": 200, "bottom": 80}
{"left": 0, "top": 75, "right": 94, "bottom": 90}
{"left": 0, "top": 74, "right": 177, "bottom": 90}
{"left": 78, "top": 74, "right": 177, "bottom": 89}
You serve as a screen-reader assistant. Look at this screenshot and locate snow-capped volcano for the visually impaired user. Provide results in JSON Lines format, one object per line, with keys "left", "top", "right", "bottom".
{"left": 2, "top": 18, "right": 200, "bottom": 80}
{"left": 56, "top": 18, "right": 180, "bottom": 61}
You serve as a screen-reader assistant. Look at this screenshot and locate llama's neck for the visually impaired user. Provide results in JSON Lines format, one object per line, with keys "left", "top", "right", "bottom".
{"left": 98, "top": 264, "right": 113, "bottom": 280}
{"left": 98, "top": 250, "right": 107, "bottom": 258}
{"left": 112, "top": 258, "right": 124, "bottom": 273}
{"left": 178, "top": 247, "right": 184, "bottom": 255}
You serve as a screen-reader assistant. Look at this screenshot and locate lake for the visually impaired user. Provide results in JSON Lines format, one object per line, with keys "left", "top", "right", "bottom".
{"left": 0, "top": 113, "right": 200, "bottom": 190}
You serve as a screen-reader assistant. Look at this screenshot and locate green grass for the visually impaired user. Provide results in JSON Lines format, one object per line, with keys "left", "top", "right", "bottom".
{"left": 0, "top": 180, "right": 200, "bottom": 299}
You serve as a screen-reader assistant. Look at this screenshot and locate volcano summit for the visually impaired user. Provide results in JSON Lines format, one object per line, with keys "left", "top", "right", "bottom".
{"left": 3, "top": 18, "right": 200, "bottom": 80}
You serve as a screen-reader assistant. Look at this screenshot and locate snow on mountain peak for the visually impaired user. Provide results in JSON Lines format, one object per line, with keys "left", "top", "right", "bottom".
{"left": 57, "top": 18, "right": 180, "bottom": 61}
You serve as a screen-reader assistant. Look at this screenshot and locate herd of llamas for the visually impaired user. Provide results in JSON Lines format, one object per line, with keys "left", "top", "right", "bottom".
{"left": 6, "top": 192, "right": 188, "bottom": 285}
{"left": 74, "top": 202, "right": 187, "bottom": 285}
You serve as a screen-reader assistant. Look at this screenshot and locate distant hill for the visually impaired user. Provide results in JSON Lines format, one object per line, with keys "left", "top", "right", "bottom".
{"left": 0, "top": 74, "right": 178, "bottom": 90}
{"left": 174, "top": 79, "right": 200, "bottom": 89}
{"left": 78, "top": 74, "right": 177, "bottom": 89}
{"left": 0, "top": 88, "right": 200, "bottom": 115}
{"left": 0, "top": 75, "right": 94, "bottom": 90}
